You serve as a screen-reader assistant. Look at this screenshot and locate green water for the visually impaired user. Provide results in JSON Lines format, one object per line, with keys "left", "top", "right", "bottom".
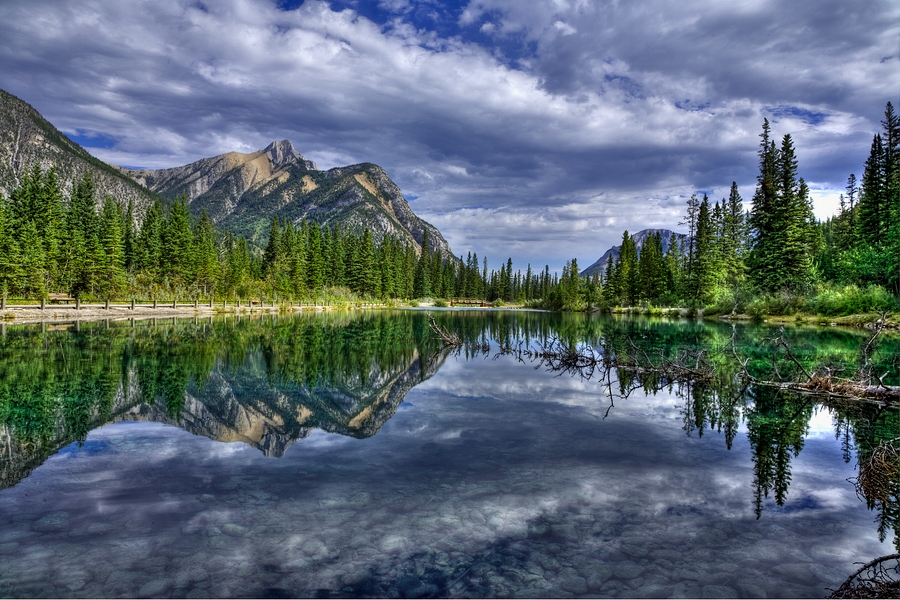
{"left": 0, "top": 311, "right": 896, "bottom": 598}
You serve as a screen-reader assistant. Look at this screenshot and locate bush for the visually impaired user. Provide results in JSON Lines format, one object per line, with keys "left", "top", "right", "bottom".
{"left": 745, "top": 291, "right": 804, "bottom": 318}
{"left": 433, "top": 298, "right": 448, "bottom": 307}
{"left": 804, "top": 284, "right": 898, "bottom": 317}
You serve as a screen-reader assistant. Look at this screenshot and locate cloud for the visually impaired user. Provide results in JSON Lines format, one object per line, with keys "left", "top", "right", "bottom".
{"left": 0, "top": 0, "right": 895, "bottom": 271}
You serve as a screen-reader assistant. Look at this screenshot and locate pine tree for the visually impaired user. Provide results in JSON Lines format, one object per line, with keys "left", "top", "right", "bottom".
{"left": 413, "top": 230, "right": 432, "bottom": 298}
{"left": 96, "top": 195, "right": 126, "bottom": 297}
{"left": 66, "top": 171, "right": 100, "bottom": 297}
{"left": 0, "top": 194, "right": 22, "bottom": 297}
{"left": 194, "top": 210, "right": 219, "bottom": 296}
{"left": 748, "top": 124, "right": 814, "bottom": 292}
{"left": 857, "top": 134, "right": 887, "bottom": 247}
{"left": 305, "top": 222, "right": 325, "bottom": 292}
{"left": 262, "top": 216, "right": 282, "bottom": 278}
{"left": 123, "top": 199, "right": 136, "bottom": 272}
{"left": 135, "top": 200, "right": 164, "bottom": 278}
{"left": 163, "top": 195, "right": 196, "bottom": 284}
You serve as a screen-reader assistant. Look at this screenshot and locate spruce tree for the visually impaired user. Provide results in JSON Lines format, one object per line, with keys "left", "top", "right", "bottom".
{"left": 0, "top": 194, "right": 22, "bottom": 297}
{"left": 194, "top": 210, "right": 219, "bottom": 296}
{"left": 66, "top": 171, "right": 100, "bottom": 297}
{"left": 96, "top": 195, "right": 126, "bottom": 298}
{"left": 163, "top": 195, "right": 196, "bottom": 284}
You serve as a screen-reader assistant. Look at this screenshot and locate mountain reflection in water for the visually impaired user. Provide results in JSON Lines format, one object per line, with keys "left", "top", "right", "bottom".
{"left": 0, "top": 310, "right": 897, "bottom": 598}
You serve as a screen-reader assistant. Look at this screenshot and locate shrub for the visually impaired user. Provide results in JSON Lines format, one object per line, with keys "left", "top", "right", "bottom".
{"left": 804, "top": 284, "right": 898, "bottom": 316}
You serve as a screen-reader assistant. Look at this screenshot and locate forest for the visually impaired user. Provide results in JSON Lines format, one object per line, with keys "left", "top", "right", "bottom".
{"left": 0, "top": 103, "right": 897, "bottom": 316}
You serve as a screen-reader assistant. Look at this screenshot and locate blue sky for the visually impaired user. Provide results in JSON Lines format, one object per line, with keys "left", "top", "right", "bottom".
{"left": 1, "top": 0, "right": 897, "bottom": 272}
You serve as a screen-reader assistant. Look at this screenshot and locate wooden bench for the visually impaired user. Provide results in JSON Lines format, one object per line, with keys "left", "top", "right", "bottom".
{"left": 48, "top": 293, "right": 76, "bottom": 304}
{"left": 249, "top": 297, "right": 261, "bottom": 306}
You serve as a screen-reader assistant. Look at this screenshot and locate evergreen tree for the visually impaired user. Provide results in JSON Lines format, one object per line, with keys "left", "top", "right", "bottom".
{"left": 96, "top": 195, "right": 126, "bottom": 298}
{"left": 135, "top": 200, "right": 164, "bottom": 278}
{"left": 748, "top": 125, "right": 814, "bottom": 292}
{"left": 194, "top": 210, "right": 219, "bottom": 296}
{"left": 0, "top": 194, "right": 22, "bottom": 297}
{"left": 413, "top": 230, "right": 432, "bottom": 298}
{"left": 123, "top": 199, "right": 136, "bottom": 272}
{"left": 163, "top": 195, "right": 195, "bottom": 284}
{"left": 262, "top": 216, "right": 282, "bottom": 278}
{"left": 66, "top": 171, "right": 100, "bottom": 297}
{"left": 305, "top": 222, "right": 325, "bottom": 292}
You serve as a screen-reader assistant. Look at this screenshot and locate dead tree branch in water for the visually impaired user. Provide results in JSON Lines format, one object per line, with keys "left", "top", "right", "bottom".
{"left": 731, "top": 323, "right": 900, "bottom": 402}
{"left": 495, "top": 336, "right": 715, "bottom": 383}
{"left": 427, "top": 314, "right": 462, "bottom": 348}
{"left": 827, "top": 553, "right": 900, "bottom": 599}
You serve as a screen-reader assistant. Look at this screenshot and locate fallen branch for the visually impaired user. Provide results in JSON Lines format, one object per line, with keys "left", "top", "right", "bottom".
{"left": 427, "top": 313, "right": 462, "bottom": 348}
{"left": 827, "top": 553, "right": 900, "bottom": 599}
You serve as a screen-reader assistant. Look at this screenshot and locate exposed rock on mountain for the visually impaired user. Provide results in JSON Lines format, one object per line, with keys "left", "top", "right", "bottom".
{"left": 0, "top": 89, "right": 162, "bottom": 218}
{"left": 122, "top": 141, "right": 453, "bottom": 257}
{"left": 581, "top": 228, "right": 688, "bottom": 278}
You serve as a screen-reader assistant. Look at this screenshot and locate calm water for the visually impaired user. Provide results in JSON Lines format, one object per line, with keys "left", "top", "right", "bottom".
{"left": 0, "top": 311, "right": 897, "bottom": 598}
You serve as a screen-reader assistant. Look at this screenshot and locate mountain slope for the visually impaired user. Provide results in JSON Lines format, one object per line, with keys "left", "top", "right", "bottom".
{"left": 581, "top": 228, "right": 688, "bottom": 277}
{"left": 0, "top": 88, "right": 162, "bottom": 217}
{"left": 123, "top": 141, "right": 454, "bottom": 257}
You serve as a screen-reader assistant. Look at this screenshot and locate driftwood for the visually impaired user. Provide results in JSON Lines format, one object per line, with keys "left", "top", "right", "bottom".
{"left": 427, "top": 314, "right": 462, "bottom": 348}
{"left": 731, "top": 321, "right": 900, "bottom": 402}
{"left": 827, "top": 553, "right": 900, "bottom": 599}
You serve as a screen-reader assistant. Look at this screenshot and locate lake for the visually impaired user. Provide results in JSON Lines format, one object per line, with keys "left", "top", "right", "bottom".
{"left": 0, "top": 310, "right": 897, "bottom": 598}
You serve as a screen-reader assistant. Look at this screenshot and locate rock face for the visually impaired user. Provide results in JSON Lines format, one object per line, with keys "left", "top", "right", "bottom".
{"left": 0, "top": 88, "right": 161, "bottom": 220}
{"left": 580, "top": 228, "right": 689, "bottom": 278}
{"left": 122, "top": 140, "right": 454, "bottom": 258}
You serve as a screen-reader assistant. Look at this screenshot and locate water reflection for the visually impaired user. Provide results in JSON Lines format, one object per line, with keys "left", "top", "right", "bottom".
{"left": 0, "top": 311, "right": 897, "bottom": 598}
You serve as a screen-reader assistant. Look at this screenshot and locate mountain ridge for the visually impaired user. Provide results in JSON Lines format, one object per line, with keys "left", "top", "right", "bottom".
{"left": 581, "top": 228, "right": 688, "bottom": 278}
{"left": 121, "top": 140, "right": 453, "bottom": 257}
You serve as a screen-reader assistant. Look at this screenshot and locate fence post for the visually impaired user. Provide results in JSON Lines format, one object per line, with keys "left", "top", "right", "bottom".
{"left": 0, "top": 295, "right": 4, "bottom": 310}
{"left": 172, "top": 298, "right": 177, "bottom": 309}
{"left": 194, "top": 299, "right": 198, "bottom": 309}
{"left": 153, "top": 299, "right": 157, "bottom": 309}
{"left": 41, "top": 298, "right": 45, "bottom": 310}
{"left": 131, "top": 299, "right": 135, "bottom": 310}
{"left": 105, "top": 299, "right": 110, "bottom": 310}
{"left": 76, "top": 298, "right": 81, "bottom": 310}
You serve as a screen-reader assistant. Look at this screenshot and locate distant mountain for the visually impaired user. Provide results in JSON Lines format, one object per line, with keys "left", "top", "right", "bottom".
{"left": 581, "top": 228, "right": 688, "bottom": 278}
{"left": 0, "top": 88, "right": 453, "bottom": 258}
{"left": 122, "top": 141, "right": 454, "bottom": 258}
{"left": 0, "top": 88, "right": 163, "bottom": 219}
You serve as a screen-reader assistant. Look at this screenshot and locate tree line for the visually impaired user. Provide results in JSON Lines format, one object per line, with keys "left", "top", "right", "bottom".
{"left": 1, "top": 103, "right": 897, "bottom": 312}
{"left": 557, "top": 103, "right": 900, "bottom": 313}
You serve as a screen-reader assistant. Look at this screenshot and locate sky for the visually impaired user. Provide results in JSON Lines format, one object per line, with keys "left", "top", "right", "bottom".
{"left": 1, "top": 0, "right": 897, "bottom": 273}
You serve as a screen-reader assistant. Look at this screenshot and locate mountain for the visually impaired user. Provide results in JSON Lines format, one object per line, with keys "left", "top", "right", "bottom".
{"left": 0, "top": 89, "right": 164, "bottom": 219}
{"left": 0, "top": 88, "right": 453, "bottom": 258}
{"left": 580, "top": 228, "right": 688, "bottom": 278}
{"left": 122, "top": 140, "right": 453, "bottom": 257}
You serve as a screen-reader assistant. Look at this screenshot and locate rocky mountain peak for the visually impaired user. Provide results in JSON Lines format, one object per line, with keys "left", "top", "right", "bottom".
{"left": 263, "top": 139, "right": 318, "bottom": 170}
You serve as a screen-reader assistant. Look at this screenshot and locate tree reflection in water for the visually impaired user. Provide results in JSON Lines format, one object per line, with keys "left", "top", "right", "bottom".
{"left": 0, "top": 310, "right": 897, "bottom": 554}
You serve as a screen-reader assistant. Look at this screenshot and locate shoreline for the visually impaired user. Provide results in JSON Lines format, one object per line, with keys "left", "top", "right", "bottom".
{"left": 0, "top": 303, "right": 341, "bottom": 326}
